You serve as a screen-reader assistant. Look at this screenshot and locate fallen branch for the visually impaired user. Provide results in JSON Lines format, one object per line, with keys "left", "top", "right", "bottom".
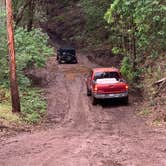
{"left": 154, "top": 78, "right": 166, "bottom": 97}
{"left": 154, "top": 77, "right": 166, "bottom": 86}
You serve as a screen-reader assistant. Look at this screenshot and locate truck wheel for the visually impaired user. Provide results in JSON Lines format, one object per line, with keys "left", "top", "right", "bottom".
{"left": 58, "top": 60, "right": 62, "bottom": 64}
{"left": 87, "top": 88, "right": 91, "bottom": 96}
{"left": 123, "top": 96, "right": 128, "bottom": 105}
{"left": 72, "top": 59, "right": 77, "bottom": 64}
{"left": 91, "top": 96, "right": 97, "bottom": 105}
{"left": 74, "top": 59, "right": 78, "bottom": 64}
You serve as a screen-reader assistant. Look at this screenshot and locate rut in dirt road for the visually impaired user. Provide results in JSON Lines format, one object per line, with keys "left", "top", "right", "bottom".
{"left": 0, "top": 54, "right": 166, "bottom": 166}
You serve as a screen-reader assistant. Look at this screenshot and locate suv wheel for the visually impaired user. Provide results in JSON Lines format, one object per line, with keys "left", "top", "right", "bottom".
{"left": 74, "top": 59, "right": 78, "bottom": 64}
{"left": 58, "top": 59, "right": 62, "bottom": 64}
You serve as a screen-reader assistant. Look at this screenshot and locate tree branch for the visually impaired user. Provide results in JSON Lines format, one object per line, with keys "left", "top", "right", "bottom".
{"left": 15, "top": 0, "right": 32, "bottom": 25}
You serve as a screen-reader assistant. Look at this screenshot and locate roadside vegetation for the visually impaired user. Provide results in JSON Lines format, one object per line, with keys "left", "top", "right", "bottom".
{"left": 0, "top": 7, "right": 53, "bottom": 124}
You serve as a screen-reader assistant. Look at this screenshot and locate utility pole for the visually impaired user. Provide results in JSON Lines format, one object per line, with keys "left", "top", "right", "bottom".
{"left": 6, "top": 0, "right": 21, "bottom": 113}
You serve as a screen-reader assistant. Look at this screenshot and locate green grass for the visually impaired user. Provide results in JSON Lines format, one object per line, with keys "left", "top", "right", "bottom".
{"left": 20, "top": 88, "right": 46, "bottom": 124}
{"left": 0, "top": 88, "right": 47, "bottom": 124}
{"left": 0, "top": 103, "right": 21, "bottom": 123}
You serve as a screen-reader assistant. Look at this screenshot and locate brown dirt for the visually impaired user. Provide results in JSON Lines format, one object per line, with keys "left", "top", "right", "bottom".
{"left": 0, "top": 54, "right": 166, "bottom": 166}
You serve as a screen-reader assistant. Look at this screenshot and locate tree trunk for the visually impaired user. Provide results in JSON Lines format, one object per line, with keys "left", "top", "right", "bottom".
{"left": 132, "top": 26, "right": 136, "bottom": 70}
{"left": 130, "top": 16, "right": 137, "bottom": 75}
{"left": 6, "top": 0, "right": 21, "bottom": 113}
{"left": 15, "top": 0, "right": 32, "bottom": 26}
{"left": 27, "top": 0, "right": 34, "bottom": 31}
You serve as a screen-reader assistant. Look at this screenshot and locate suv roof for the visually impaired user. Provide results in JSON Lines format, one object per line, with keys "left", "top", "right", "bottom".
{"left": 58, "top": 47, "right": 75, "bottom": 51}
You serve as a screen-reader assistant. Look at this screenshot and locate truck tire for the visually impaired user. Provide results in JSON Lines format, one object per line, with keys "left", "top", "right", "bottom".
{"left": 87, "top": 88, "right": 91, "bottom": 96}
{"left": 123, "top": 96, "right": 128, "bottom": 105}
{"left": 91, "top": 96, "right": 97, "bottom": 105}
{"left": 58, "top": 59, "right": 62, "bottom": 64}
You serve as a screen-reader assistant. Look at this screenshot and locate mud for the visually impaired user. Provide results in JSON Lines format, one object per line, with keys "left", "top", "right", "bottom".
{"left": 0, "top": 54, "right": 166, "bottom": 166}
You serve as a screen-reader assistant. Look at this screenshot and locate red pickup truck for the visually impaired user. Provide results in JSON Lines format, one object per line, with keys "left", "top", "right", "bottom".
{"left": 86, "top": 68, "right": 129, "bottom": 105}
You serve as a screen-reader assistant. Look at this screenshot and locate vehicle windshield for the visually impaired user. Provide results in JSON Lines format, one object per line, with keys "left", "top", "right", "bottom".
{"left": 94, "top": 72, "right": 120, "bottom": 81}
{"left": 58, "top": 48, "right": 75, "bottom": 56}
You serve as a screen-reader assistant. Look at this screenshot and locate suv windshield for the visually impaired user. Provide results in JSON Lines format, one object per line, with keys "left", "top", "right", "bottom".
{"left": 58, "top": 48, "right": 75, "bottom": 56}
{"left": 94, "top": 72, "right": 120, "bottom": 81}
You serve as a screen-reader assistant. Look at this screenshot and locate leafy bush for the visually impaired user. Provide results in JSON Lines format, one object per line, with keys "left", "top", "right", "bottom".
{"left": 15, "top": 27, "right": 53, "bottom": 87}
{"left": 120, "top": 57, "right": 135, "bottom": 83}
{"left": 0, "top": 86, "right": 46, "bottom": 124}
{"left": 81, "top": 0, "right": 106, "bottom": 30}
{"left": 112, "top": 47, "right": 121, "bottom": 55}
{"left": 105, "top": 0, "right": 166, "bottom": 85}
{"left": 80, "top": 0, "right": 111, "bottom": 43}
{"left": 0, "top": 9, "right": 8, "bottom": 87}
{"left": 0, "top": 14, "right": 53, "bottom": 87}
{"left": 15, "top": 28, "right": 53, "bottom": 68}
{"left": 121, "top": 56, "right": 143, "bottom": 84}
{"left": 21, "top": 88, "right": 46, "bottom": 123}
{"left": 0, "top": 9, "right": 53, "bottom": 123}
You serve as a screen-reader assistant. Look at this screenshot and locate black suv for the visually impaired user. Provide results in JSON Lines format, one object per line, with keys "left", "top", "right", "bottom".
{"left": 57, "top": 47, "right": 77, "bottom": 64}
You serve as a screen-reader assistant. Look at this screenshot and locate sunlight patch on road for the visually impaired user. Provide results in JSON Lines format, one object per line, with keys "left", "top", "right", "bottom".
{"left": 61, "top": 65, "right": 90, "bottom": 80}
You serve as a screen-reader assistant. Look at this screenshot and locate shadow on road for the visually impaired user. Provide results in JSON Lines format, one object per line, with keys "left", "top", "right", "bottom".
{"left": 97, "top": 99, "right": 130, "bottom": 108}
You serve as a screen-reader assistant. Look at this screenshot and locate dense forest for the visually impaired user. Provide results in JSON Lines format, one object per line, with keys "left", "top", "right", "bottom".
{"left": 0, "top": 0, "right": 165, "bottom": 123}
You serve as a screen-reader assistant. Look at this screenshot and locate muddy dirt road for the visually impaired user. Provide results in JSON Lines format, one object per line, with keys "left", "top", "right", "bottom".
{"left": 0, "top": 55, "right": 166, "bottom": 166}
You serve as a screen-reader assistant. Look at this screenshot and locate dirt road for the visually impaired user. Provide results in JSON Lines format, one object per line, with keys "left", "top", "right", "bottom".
{"left": 0, "top": 54, "right": 166, "bottom": 166}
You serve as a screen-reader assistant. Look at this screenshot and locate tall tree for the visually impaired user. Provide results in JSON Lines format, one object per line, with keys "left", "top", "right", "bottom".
{"left": 27, "top": 0, "right": 34, "bottom": 31}
{"left": 14, "top": 0, "right": 32, "bottom": 25}
{"left": 6, "top": 0, "right": 21, "bottom": 113}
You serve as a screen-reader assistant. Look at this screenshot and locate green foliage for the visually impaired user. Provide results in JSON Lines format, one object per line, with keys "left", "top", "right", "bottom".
{"left": 0, "top": 87, "right": 46, "bottom": 124}
{"left": 112, "top": 47, "right": 121, "bottom": 55}
{"left": 21, "top": 88, "right": 46, "bottom": 124}
{"left": 0, "top": 10, "right": 8, "bottom": 87}
{"left": 120, "top": 57, "right": 143, "bottom": 83}
{"left": 81, "top": 0, "right": 109, "bottom": 30}
{"left": 53, "top": 15, "right": 66, "bottom": 22}
{"left": 120, "top": 57, "right": 134, "bottom": 83}
{"left": 0, "top": 24, "right": 53, "bottom": 87}
{"left": 80, "top": 0, "right": 111, "bottom": 43}
{"left": 0, "top": 103, "right": 21, "bottom": 123}
{"left": 105, "top": 0, "right": 166, "bottom": 83}
{"left": 0, "top": 8, "right": 53, "bottom": 124}
{"left": 0, "top": 87, "right": 10, "bottom": 103}
{"left": 105, "top": 0, "right": 166, "bottom": 53}
{"left": 13, "top": 0, "right": 48, "bottom": 26}
{"left": 15, "top": 28, "right": 53, "bottom": 68}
